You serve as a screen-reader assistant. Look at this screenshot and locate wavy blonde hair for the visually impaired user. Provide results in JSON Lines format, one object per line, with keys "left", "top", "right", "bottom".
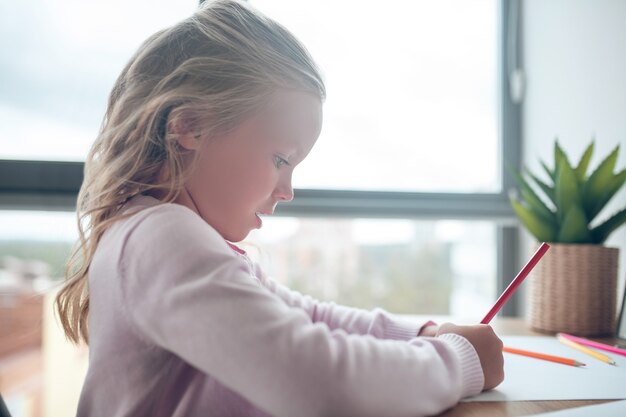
{"left": 56, "top": 0, "right": 325, "bottom": 344}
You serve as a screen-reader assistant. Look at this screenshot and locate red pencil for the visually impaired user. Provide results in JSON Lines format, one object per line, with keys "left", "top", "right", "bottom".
{"left": 481, "top": 242, "right": 550, "bottom": 324}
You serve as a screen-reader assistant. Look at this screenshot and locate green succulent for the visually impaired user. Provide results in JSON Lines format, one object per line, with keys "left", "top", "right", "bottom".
{"left": 509, "top": 139, "right": 626, "bottom": 244}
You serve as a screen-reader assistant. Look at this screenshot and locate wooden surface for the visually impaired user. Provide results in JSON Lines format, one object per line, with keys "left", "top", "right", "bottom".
{"left": 410, "top": 316, "right": 619, "bottom": 417}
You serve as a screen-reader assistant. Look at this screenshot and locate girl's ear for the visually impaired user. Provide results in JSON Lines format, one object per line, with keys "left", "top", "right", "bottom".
{"left": 168, "top": 114, "right": 202, "bottom": 151}
{"left": 177, "top": 131, "right": 202, "bottom": 151}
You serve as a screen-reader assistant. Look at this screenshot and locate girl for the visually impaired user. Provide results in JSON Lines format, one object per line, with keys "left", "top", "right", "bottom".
{"left": 56, "top": 1, "right": 504, "bottom": 416}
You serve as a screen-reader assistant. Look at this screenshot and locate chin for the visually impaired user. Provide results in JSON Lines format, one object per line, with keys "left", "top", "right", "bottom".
{"left": 223, "top": 228, "right": 252, "bottom": 243}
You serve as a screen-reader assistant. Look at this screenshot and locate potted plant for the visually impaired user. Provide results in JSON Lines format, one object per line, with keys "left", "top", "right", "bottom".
{"left": 509, "top": 139, "right": 626, "bottom": 336}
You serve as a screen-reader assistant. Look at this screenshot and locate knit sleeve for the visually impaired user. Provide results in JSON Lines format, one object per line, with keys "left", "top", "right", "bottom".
{"left": 119, "top": 204, "right": 484, "bottom": 417}
{"left": 252, "top": 264, "right": 435, "bottom": 341}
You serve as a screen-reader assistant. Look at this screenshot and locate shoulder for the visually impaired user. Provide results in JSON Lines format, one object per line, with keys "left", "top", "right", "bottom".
{"left": 116, "top": 195, "right": 233, "bottom": 263}
{"left": 122, "top": 194, "right": 201, "bottom": 227}
{"left": 120, "top": 195, "right": 213, "bottom": 237}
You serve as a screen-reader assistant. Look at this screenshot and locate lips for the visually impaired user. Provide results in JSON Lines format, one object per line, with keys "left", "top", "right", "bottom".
{"left": 255, "top": 204, "right": 277, "bottom": 217}
{"left": 254, "top": 209, "right": 275, "bottom": 228}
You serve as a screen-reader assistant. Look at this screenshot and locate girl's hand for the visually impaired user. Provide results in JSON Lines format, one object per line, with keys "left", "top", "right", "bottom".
{"left": 436, "top": 322, "right": 505, "bottom": 391}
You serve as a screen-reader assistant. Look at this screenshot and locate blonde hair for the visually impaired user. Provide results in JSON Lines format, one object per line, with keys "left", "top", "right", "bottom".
{"left": 56, "top": 0, "right": 325, "bottom": 344}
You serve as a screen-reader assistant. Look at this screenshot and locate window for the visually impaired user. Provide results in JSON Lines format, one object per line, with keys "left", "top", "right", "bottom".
{"left": 0, "top": 2, "right": 521, "bottom": 415}
{"left": 243, "top": 0, "right": 519, "bottom": 320}
{"left": 0, "top": 0, "right": 199, "bottom": 161}
{"left": 244, "top": 217, "right": 497, "bottom": 315}
{"left": 0, "top": 1, "right": 521, "bottom": 312}
{"left": 0, "top": 0, "right": 521, "bottom": 323}
{"left": 0, "top": 211, "right": 76, "bottom": 279}
{"left": 0, "top": 211, "right": 79, "bottom": 417}
{"left": 252, "top": 0, "right": 500, "bottom": 193}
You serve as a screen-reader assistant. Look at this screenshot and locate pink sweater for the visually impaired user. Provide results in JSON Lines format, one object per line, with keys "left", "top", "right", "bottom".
{"left": 78, "top": 194, "right": 484, "bottom": 417}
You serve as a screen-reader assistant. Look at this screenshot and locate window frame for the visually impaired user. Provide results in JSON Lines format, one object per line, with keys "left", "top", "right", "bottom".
{"left": 0, "top": 0, "right": 523, "bottom": 316}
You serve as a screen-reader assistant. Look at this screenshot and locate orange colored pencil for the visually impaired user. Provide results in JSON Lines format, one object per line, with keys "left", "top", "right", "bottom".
{"left": 503, "top": 346, "right": 585, "bottom": 367}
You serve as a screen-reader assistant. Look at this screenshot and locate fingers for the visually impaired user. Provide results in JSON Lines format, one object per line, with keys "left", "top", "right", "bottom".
{"left": 435, "top": 323, "right": 505, "bottom": 391}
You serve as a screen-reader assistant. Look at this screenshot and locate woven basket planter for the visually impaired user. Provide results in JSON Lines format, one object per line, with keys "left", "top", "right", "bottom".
{"left": 527, "top": 243, "right": 619, "bottom": 336}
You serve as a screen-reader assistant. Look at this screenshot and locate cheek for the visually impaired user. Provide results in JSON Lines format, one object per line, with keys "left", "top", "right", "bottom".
{"left": 186, "top": 152, "right": 233, "bottom": 203}
{"left": 237, "top": 161, "right": 277, "bottom": 200}
{"left": 191, "top": 150, "right": 275, "bottom": 207}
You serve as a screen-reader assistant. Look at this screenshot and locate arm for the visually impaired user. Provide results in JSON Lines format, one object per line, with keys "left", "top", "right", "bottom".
{"left": 253, "top": 264, "right": 436, "bottom": 341}
{"left": 120, "top": 205, "right": 484, "bottom": 417}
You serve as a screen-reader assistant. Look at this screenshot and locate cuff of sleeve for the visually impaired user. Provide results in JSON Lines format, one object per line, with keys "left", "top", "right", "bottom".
{"left": 437, "top": 333, "right": 485, "bottom": 398}
{"left": 383, "top": 320, "right": 424, "bottom": 341}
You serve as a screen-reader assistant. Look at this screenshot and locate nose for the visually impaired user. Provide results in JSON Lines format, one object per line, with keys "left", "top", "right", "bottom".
{"left": 273, "top": 172, "right": 294, "bottom": 202}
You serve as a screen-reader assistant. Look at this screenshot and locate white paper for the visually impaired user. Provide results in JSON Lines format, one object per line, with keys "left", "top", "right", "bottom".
{"left": 523, "top": 400, "right": 626, "bottom": 416}
{"left": 462, "top": 336, "right": 626, "bottom": 402}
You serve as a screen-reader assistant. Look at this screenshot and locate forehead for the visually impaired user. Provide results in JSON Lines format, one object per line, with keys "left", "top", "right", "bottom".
{"left": 206, "top": 90, "right": 323, "bottom": 159}
{"left": 261, "top": 90, "right": 323, "bottom": 137}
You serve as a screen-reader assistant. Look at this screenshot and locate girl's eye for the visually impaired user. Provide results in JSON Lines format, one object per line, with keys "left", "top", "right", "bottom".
{"left": 274, "top": 155, "right": 290, "bottom": 168}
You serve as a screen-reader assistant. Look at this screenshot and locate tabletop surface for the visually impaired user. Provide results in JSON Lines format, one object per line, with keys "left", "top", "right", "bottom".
{"left": 400, "top": 316, "right": 619, "bottom": 417}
